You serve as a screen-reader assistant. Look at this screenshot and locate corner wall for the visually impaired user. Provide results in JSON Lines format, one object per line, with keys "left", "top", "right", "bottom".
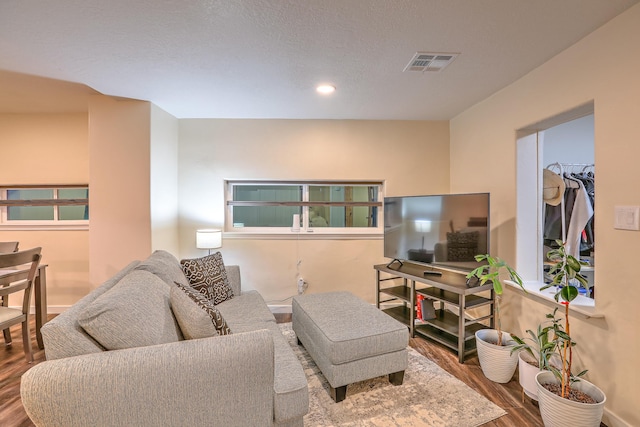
{"left": 88, "top": 96, "right": 152, "bottom": 285}
{"left": 150, "top": 104, "right": 180, "bottom": 253}
{"left": 449, "top": 5, "right": 640, "bottom": 425}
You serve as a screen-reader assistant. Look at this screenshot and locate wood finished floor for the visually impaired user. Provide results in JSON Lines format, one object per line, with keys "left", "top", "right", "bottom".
{"left": 1, "top": 313, "right": 548, "bottom": 427}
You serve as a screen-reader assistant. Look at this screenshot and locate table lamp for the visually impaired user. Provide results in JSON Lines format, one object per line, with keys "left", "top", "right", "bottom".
{"left": 414, "top": 220, "right": 431, "bottom": 250}
{"left": 196, "top": 229, "right": 222, "bottom": 255}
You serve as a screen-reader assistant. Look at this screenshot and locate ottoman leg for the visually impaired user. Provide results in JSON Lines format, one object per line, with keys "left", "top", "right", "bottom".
{"left": 330, "top": 385, "right": 347, "bottom": 403}
{"left": 389, "top": 370, "right": 405, "bottom": 386}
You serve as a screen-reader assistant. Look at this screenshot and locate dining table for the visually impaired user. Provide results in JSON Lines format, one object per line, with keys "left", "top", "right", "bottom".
{"left": 0, "top": 264, "right": 48, "bottom": 349}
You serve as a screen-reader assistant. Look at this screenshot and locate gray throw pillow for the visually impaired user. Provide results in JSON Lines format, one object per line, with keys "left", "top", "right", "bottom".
{"left": 136, "top": 250, "right": 190, "bottom": 288}
{"left": 180, "top": 252, "right": 234, "bottom": 305}
{"left": 77, "top": 270, "right": 182, "bottom": 350}
{"left": 171, "top": 282, "right": 231, "bottom": 337}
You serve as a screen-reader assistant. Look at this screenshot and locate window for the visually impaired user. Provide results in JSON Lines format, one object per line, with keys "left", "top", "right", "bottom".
{"left": 226, "top": 181, "right": 383, "bottom": 235}
{"left": 0, "top": 185, "right": 89, "bottom": 227}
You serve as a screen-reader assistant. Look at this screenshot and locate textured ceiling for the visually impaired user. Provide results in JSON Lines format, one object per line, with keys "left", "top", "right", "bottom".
{"left": 0, "top": 0, "right": 638, "bottom": 119}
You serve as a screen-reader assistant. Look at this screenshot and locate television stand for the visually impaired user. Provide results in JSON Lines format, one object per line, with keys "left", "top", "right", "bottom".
{"left": 374, "top": 262, "right": 495, "bottom": 363}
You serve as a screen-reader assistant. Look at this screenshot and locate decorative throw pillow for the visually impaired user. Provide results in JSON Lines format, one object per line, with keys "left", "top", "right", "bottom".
{"left": 171, "top": 281, "right": 231, "bottom": 337}
{"left": 180, "top": 252, "right": 234, "bottom": 305}
{"left": 77, "top": 270, "right": 183, "bottom": 350}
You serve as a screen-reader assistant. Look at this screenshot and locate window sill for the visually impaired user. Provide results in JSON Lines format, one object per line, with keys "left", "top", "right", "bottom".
{"left": 223, "top": 232, "right": 382, "bottom": 240}
{"left": 0, "top": 224, "right": 89, "bottom": 231}
{"left": 506, "top": 280, "right": 604, "bottom": 319}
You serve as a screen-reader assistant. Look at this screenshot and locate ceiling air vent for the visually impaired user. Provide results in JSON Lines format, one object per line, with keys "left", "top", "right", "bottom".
{"left": 403, "top": 52, "right": 459, "bottom": 73}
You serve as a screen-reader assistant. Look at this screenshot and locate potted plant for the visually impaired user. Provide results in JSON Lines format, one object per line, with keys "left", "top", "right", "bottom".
{"left": 511, "top": 308, "right": 563, "bottom": 400}
{"left": 467, "top": 254, "right": 525, "bottom": 383}
{"left": 535, "top": 241, "right": 606, "bottom": 427}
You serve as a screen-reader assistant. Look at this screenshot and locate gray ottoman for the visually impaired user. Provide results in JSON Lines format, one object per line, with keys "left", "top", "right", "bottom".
{"left": 292, "top": 291, "right": 409, "bottom": 402}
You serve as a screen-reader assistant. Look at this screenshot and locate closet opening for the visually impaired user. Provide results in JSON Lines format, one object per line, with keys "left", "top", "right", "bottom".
{"left": 515, "top": 102, "right": 600, "bottom": 316}
{"left": 541, "top": 115, "right": 595, "bottom": 298}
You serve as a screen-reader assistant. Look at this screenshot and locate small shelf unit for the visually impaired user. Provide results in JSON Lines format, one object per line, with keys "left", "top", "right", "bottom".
{"left": 375, "top": 262, "right": 495, "bottom": 363}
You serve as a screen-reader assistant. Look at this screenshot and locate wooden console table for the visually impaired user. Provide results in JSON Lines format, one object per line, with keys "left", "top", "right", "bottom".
{"left": 375, "top": 262, "right": 494, "bottom": 363}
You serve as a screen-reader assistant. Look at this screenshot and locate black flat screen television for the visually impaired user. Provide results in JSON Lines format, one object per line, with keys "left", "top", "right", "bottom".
{"left": 384, "top": 193, "right": 490, "bottom": 272}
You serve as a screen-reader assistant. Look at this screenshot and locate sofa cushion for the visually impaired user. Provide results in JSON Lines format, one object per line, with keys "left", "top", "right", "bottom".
{"left": 215, "top": 290, "right": 276, "bottom": 333}
{"left": 180, "top": 252, "right": 234, "bottom": 305}
{"left": 171, "top": 282, "right": 231, "bottom": 338}
{"left": 136, "top": 250, "right": 190, "bottom": 288}
{"left": 77, "top": 270, "right": 182, "bottom": 350}
{"left": 41, "top": 261, "right": 140, "bottom": 360}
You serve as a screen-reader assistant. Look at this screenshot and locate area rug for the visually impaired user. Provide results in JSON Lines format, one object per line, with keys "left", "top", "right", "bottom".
{"left": 279, "top": 323, "right": 506, "bottom": 427}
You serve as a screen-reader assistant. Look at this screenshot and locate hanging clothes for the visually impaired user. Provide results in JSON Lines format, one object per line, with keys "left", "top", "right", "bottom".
{"left": 543, "top": 176, "right": 578, "bottom": 249}
{"left": 543, "top": 164, "right": 595, "bottom": 259}
{"left": 572, "top": 171, "right": 595, "bottom": 253}
{"left": 564, "top": 177, "right": 593, "bottom": 260}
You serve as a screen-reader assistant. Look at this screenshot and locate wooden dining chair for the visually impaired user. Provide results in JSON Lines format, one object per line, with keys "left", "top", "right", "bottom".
{"left": 0, "top": 247, "right": 42, "bottom": 362}
{"left": 0, "top": 242, "right": 19, "bottom": 325}
{"left": 0, "top": 241, "right": 19, "bottom": 253}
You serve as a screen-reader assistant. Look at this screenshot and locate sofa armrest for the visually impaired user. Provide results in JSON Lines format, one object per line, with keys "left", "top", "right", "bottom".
{"left": 21, "top": 330, "right": 274, "bottom": 427}
{"left": 226, "top": 264, "right": 242, "bottom": 296}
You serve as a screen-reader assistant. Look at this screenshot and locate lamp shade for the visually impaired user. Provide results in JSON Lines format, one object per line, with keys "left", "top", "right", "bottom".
{"left": 196, "top": 229, "right": 222, "bottom": 250}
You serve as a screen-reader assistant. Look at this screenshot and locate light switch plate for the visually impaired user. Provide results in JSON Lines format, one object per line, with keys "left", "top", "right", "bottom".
{"left": 614, "top": 205, "right": 640, "bottom": 230}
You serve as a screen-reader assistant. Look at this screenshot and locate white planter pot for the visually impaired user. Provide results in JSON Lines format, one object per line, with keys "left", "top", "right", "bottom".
{"left": 535, "top": 371, "right": 606, "bottom": 427}
{"left": 518, "top": 351, "right": 540, "bottom": 400}
{"left": 475, "top": 329, "right": 519, "bottom": 383}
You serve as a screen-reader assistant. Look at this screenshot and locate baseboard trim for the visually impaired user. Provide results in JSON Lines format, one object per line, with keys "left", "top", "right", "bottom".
{"left": 45, "top": 306, "right": 69, "bottom": 314}
{"left": 268, "top": 304, "right": 292, "bottom": 314}
{"left": 603, "top": 408, "right": 633, "bottom": 427}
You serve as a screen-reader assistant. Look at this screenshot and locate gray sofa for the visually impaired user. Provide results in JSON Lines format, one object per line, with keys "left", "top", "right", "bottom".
{"left": 20, "top": 250, "right": 309, "bottom": 427}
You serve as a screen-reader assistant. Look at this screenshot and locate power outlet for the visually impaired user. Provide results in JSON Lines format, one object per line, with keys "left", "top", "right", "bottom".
{"left": 297, "top": 277, "right": 305, "bottom": 294}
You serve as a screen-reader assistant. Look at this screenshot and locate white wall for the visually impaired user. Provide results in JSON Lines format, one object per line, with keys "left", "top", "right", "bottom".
{"left": 178, "top": 119, "right": 450, "bottom": 304}
{"left": 543, "top": 114, "right": 594, "bottom": 166}
{"left": 450, "top": 5, "right": 640, "bottom": 425}
{"left": 150, "top": 104, "right": 180, "bottom": 253}
{"left": 0, "top": 113, "right": 89, "bottom": 308}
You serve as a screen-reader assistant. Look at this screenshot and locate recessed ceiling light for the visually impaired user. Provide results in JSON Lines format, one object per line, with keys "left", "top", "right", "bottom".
{"left": 316, "top": 84, "right": 336, "bottom": 94}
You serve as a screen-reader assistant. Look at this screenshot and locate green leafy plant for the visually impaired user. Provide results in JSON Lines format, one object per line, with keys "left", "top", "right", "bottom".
{"left": 510, "top": 308, "right": 562, "bottom": 369}
{"left": 540, "top": 240, "right": 589, "bottom": 398}
{"left": 467, "top": 254, "right": 524, "bottom": 346}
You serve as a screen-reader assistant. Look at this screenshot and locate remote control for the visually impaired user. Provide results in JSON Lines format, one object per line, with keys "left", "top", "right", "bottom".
{"left": 423, "top": 270, "right": 442, "bottom": 276}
